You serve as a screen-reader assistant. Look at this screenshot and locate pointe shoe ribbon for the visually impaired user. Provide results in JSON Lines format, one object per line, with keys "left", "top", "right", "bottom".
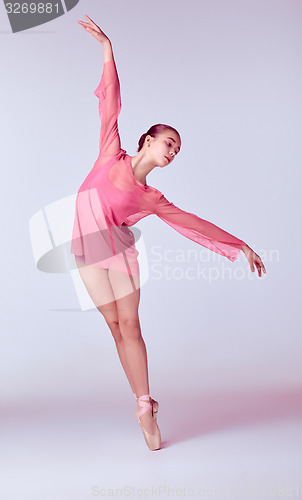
{"left": 134, "top": 393, "right": 161, "bottom": 451}
{"left": 135, "top": 394, "right": 158, "bottom": 419}
{"left": 150, "top": 397, "right": 159, "bottom": 419}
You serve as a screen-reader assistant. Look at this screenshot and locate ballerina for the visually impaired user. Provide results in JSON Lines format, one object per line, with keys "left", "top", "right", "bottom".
{"left": 70, "top": 15, "right": 266, "bottom": 451}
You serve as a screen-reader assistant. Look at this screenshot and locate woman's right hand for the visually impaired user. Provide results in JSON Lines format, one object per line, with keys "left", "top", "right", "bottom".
{"left": 77, "top": 15, "right": 110, "bottom": 44}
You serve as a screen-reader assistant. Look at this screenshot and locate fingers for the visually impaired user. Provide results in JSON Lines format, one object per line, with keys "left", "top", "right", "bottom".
{"left": 248, "top": 255, "right": 266, "bottom": 277}
{"left": 78, "top": 21, "right": 91, "bottom": 29}
{"left": 254, "top": 258, "right": 266, "bottom": 277}
{"left": 252, "top": 261, "right": 261, "bottom": 277}
{"left": 79, "top": 25, "right": 93, "bottom": 34}
{"left": 84, "top": 14, "right": 100, "bottom": 31}
{"left": 78, "top": 16, "right": 102, "bottom": 37}
{"left": 84, "top": 14, "right": 95, "bottom": 25}
{"left": 78, "top": 20, "right": 96, "bottom": 35}
{"left": 256, "top": 256, "right": 266, "bottom": 276}
{"left": 249, "top": 250, "right": 266, "bottom": 277}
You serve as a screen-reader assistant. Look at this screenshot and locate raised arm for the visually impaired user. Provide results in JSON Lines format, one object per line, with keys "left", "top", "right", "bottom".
{"left": 77, "top": 16, "right": 122, "bottom": 164}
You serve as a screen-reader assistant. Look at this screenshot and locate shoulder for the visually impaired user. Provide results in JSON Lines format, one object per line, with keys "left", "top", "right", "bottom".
{"left": 150, "top": 187, "right": 169, "bottom": 203}
{"left": 118, "top": 149, "right": 128, "bottom": 158}
{"left": 144, "top": 185, "right": 163, "bottom": 201}
{"left": 146, "top": 187, "right": 172, "bottom": 212}
{"left": 146, "top": 185, "right": 162, "bottom": 197}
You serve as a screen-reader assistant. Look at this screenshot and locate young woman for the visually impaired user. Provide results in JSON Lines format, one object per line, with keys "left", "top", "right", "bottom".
{"left": 70, "top": 15, "right": 266, "bottom": 451}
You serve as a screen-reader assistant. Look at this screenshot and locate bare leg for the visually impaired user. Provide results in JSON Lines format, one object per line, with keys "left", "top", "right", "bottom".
{"left": 107, "top": 268, "right": 156, "bottom": 434}
{"left": 76, "top": 260, "right": 156, "bottom": 434}
{"left": 106, "top": 267, "right": 149, "bottom": 397}
{"left": 76, "top": 260, "right": 137, "bottom": 394}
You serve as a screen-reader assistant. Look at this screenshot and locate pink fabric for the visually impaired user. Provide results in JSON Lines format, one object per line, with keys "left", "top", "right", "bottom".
{"left": 70, "top": 60, "right": 246, "bottom": 274}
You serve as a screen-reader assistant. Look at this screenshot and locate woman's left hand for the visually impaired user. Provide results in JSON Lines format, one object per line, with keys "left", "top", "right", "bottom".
{"left": 77, "top": 15, "right": 110, "bottom": 44}
{"left": 241, "top": 243, "right": 266, "bottom": 277}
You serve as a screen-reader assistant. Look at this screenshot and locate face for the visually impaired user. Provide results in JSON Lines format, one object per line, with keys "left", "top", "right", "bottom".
{"left": 146, "top": 131, "right": 181, "bottom": 167}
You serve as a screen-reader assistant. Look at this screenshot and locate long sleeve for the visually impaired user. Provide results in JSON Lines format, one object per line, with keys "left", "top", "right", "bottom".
{"left": 93, "top": 59, "right": 122, "bottom": 166}
{"left": 154, "top": 193, "right": 246, "bottom": 262}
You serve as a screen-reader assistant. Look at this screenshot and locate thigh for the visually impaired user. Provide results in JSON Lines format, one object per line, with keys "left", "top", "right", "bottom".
{"left": 108, "top": 268, "right": 141, "bottom": 323}
{"left": 76, "top": 260, "right": 118, "bottom": 323}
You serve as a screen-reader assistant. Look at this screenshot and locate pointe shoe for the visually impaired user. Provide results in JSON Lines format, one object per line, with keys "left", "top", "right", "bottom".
{"left": 135, "top": 394, "right": 161, "bottom": 451}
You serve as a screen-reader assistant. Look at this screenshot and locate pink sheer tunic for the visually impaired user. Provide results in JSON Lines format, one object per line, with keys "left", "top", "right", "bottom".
{"left": 70, "top": 60, "right": 246, "bottom": 276}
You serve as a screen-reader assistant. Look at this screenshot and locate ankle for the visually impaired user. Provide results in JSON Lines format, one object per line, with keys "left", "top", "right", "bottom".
{"left": 136, "top": 393, "right": 150, "bottom": 400}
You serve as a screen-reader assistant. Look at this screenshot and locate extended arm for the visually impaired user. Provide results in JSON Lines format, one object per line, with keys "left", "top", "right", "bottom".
{"left": 154, "top": 192, "right": 266, "bottom": 275}
{"left": 155, "top": 192, "right": 246, "bottom": 262}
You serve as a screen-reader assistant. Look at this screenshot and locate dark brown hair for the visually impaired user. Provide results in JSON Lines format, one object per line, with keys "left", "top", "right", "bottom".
{"left": 137, "top": 123, "right": 180, "bottom": 152}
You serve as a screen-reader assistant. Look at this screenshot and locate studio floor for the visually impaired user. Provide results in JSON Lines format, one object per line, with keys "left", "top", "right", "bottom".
{"left": 1, "top": 383, "right": 301, "bottom": 500}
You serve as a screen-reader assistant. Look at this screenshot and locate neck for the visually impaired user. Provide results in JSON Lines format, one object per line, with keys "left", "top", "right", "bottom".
{"left": 130, "top": 150, "right": 157, "bottom": 184}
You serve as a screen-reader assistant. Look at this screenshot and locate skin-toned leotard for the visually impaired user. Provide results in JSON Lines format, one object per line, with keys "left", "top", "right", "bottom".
{"left": 70, "top": 60, "right": 246, "bottom": 276}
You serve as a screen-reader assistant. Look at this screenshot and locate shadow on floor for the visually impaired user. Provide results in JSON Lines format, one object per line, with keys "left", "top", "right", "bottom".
{"left": 158, "top": 386, "right": 302, "bottom": 447}
{"left": 1, "top": 386, "right": 301, "bottom": 449}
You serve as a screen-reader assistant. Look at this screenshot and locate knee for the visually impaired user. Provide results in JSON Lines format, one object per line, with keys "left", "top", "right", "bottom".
{"left": 119, "top": 317, "right": 141, "bottom": 341}
{"left": 107, "top": 320, "right": 123, "bottom": 343}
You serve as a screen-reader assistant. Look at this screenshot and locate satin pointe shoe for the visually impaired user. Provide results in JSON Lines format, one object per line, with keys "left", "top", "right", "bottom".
{"left": 135, "top": 394, "right": 161, "bottom": 451}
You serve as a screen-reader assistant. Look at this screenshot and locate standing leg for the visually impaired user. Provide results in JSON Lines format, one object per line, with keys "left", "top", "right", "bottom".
{"left": 75, "top": 259, "right": 158, "bottom": 437}
{"left": 107, "top": 268, "right": 157, "bottom": 435}
{"left": 75, "top": 260, "right": 136, "bottom": 394}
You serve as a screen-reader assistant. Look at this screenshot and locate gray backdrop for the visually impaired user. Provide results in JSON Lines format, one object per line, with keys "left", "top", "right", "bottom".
{"left": 1, "top": 0, "right": 301, "bottom": 498}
